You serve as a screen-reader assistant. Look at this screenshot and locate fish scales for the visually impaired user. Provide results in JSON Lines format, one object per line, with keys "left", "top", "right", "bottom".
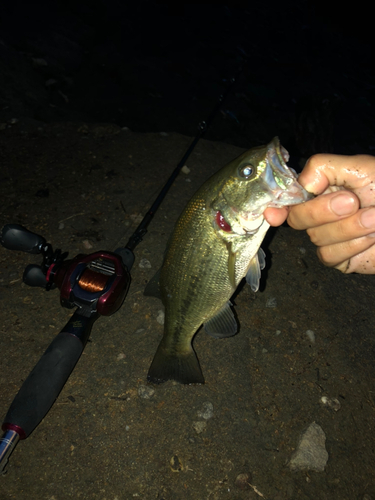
{"left": 145, "top": 137, "right": 312, "bottom": 385}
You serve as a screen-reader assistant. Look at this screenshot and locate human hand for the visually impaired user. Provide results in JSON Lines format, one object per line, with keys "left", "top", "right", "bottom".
{"left": 285, "top": 154, "right": 375, "bottom": 274}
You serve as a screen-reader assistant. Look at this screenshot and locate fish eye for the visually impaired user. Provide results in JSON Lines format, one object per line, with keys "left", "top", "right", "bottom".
{"left": 238, "top": 163, "right": 256, "bottom": 179}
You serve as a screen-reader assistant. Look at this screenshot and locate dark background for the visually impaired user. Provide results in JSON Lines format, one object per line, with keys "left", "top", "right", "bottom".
{"left": 1, "top": 0, "right": 374, "bottom": 161}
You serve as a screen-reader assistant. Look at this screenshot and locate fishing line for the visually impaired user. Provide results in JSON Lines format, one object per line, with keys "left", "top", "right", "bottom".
{"left": 115, "top": 74, "right": 239, "bottom": 254}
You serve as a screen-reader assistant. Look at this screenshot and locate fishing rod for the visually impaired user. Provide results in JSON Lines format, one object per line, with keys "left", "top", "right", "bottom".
{"left": 0, "top": 75, "right": 238, "bottom": 473}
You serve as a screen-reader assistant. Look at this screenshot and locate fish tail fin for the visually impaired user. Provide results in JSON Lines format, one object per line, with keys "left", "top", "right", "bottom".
{"left": 147, "top": 340, "right": 205, "bottom": 385}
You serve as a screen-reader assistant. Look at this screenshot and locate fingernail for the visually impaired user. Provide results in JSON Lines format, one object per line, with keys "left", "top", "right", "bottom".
{"left": 330, "top": 193, "right": 356, "bottom": 216}
{"left": 361, "top": 207, "right": 375, "bottom": 230}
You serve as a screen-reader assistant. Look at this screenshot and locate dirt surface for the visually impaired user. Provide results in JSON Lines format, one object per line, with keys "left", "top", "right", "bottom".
{"left": 0, "top": 121, "right": 374, "bottom": 499}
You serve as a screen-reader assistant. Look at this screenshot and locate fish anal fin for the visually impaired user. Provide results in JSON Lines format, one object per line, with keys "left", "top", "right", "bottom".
{"left": 147, "top": 341, "right": 204, "bottom": 385}
{"left": 204, "top": 301, "right": 237, "bottom": 339}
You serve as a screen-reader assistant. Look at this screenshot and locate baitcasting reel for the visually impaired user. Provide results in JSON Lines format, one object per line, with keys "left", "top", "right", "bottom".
{"left": 0, "top": 224, "right": 135, "bottom": 473}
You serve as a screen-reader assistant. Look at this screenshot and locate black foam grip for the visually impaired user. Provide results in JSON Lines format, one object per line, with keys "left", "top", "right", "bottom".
{"left": 3, "top": 312, "right": 98, "bottom": 437}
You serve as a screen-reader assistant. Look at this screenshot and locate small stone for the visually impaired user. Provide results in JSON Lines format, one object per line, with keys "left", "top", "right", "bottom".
{"left": 58, "top": 222, "right": 65, "bottom": 230}
{"left": 139, "top": 258, "right": 151, "bottom": 269}
{"left": 156, "top": 310, "right": 165, "bottom": 325}
{"left": 266, "top": 297, "right": 277, "bottom": 308}
{"left": 192, "top": 421, "right": 206, "bottom": 434}
{"left": 117, "top": 353, "right": 126, "bottom": 360}
{"left": 305, "top": 330, "right": 315, "bottom": 343}
{"left": 197, "top": 402, "right": 214, "bottom": 420}
{"left": 181, "top": 165, "right": 190, "bottom": 174}
{"left": 320, "top": 396, "right": 341, "bottom": 411}
{"left": 137, "top": 385, "right": 155, "bottom": 399}
{"left": 234, "top": 472, "right": 252, "bottom": 490}
{"left": 288, "top": 422, "right": 328, "bottom": 472}
{"left": 82, "top": 239, "right": 93, "bottom": 249}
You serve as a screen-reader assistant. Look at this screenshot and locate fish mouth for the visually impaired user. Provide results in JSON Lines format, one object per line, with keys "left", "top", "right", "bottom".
{"left": 263, "top": 137, "right": 313, "bottom": 207}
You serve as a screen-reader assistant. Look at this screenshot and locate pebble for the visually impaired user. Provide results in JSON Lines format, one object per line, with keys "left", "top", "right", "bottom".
{"left": 192, "top": 421, "right": 206, "bottom": 434}
{"left": 305, "top": 330, "right": 315, "bottom": 343}
{"left": 137, "top": 385, "right": 155, "bottom": 399}
{"left": 181, "top": 165, "right": 190, "bottom": 174}
{"left": 58, "top": 222, "right": 65, "bottom": 230}
{"left": 82, "top": 239, "right": 93, "bottom": 249}
{"left": 156, "top": 310, "right": 165, "bottom": 325}
{"left": 266, "top": 297, "right": 277, "bottom": 308}
{"left": 197, "top": 401, "right": 214, "bottom": 420}
{"left": 288, "top": 422, "right": 328, "bottom": 472}
{"left": 138, "top": 258, "right": 151, "bottom": 269}
{"left": 321, "top": 396, "right": 341, "bottom": 411}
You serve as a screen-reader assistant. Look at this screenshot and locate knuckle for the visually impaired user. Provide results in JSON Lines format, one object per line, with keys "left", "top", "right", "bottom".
{"left": 317, "top": 245, "right": 336, "bottom": 266}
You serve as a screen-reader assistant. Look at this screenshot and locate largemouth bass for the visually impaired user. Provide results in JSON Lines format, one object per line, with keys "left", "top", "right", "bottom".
{"left": 145, "top": 137, "right": 311, "bottom": 385}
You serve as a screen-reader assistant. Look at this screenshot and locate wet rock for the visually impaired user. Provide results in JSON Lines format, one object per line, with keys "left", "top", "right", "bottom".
{"left": 288, "top": 422, "right": 328, "bottom": 472}
{"left": 197, "top": 402, "right": 214, "bottom": 420}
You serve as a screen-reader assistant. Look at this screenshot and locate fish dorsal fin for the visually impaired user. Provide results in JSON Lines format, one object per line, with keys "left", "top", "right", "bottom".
{"left": 204, "top": 301, "right": 238, "bottom": 339}
{"left": 246, "top": 248, "right": 266, "bottom": 293}
{"left": 144, "top": 268, "right": 162, "bottom": 299}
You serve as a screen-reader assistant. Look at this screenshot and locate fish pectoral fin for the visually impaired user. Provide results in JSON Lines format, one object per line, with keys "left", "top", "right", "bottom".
{"left": 227, "top": 244, "right": 237, "bottom": 290}
{"left": 144, "top": 268, "right": 162, "bottom": 299}
{"left": 147, "top": 339, "right": 205, "bottom": 385}
{"left": 246, "top": 248, "right": 266, "bottom": 293}
{"left": 204, "top": 301, "right": 238, "bottom": 339}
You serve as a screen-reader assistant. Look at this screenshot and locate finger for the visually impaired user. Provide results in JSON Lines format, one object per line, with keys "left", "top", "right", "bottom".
{"left": 307, "top": 206, "right": 375, "bottom": 246}
{"left": 317, "top": 234, "right": 375, "bottom": 269}
{"left": 263, "top": 207, "right": 289, "bottom": 227}
{"left": 298, "top": 153, "right": 375, "bottom": 195}
{"left": 287, "top": 191, "right": 359, "bottom": 230}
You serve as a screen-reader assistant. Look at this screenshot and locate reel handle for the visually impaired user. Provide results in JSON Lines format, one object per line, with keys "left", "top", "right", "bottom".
{"left": 0, "top": 224, "right": 46, "bottom": 254}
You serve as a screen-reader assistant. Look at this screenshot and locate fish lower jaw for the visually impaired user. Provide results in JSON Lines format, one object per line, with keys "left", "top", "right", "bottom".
{"left": 238, "top": 214, "right": 264, "bottom": 234}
